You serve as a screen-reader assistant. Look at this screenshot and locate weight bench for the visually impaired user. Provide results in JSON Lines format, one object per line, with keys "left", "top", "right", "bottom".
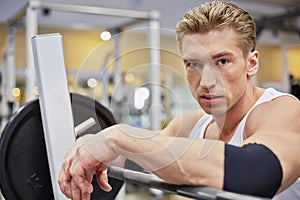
{"left": 0, "top": 33, "right": 269, "bottom": 200}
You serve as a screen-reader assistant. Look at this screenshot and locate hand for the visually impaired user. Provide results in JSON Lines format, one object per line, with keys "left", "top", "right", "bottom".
{"left": 58, "top": 133, "right": 117, "bottom": 200}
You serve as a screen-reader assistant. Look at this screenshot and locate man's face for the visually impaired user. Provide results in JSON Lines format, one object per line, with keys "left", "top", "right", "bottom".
{"left": 181, "top": 28, "right": 251, "bottom": 116}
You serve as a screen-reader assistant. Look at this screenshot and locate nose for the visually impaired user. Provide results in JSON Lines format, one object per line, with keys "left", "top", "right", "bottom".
{"left": 199, "top": 65, "right": 217, "bottom": 89}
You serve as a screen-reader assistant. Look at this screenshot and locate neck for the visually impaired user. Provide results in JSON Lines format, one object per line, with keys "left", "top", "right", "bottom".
{"left": 213, "top": 86, "right": 264, "bottom": 140}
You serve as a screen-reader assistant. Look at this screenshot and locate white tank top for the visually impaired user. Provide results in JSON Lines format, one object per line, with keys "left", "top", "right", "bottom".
{"left": 188, "top": 87, "right": 300, "bottom": 199}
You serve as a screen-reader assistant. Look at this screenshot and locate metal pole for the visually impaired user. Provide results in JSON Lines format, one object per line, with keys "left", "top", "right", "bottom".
{"left": 112, "top": 32, "right": 125, "bottom": 123}
{"left": 108, "top": 166, "right": 270, "bottom": 200}
{"left": 149, "top": 10, "right": 161, "bottom": 131}
{"left": 281, "top": 46, "right": 290, "bottom": 93}
{"left": 32, "top": 33, "right": 75, "bottom": 200}
{"left": 113, "top": 32, "right": 123, "bottom": 102}
{"left": 100, "top": 52, "right": 114, "bottom": 107}
{"left": 33, "top": 2, "right": 150, "bottom": 20}
{"left": 1, "top": 20, "right": 22, "bottom": 130}
{"left": 111, "top": 32, "right": 127, "bottom": 200}
{"left": 1, "top": 55, "right": 9, "bottom": 130}
{"left": 25, "top": 0, "right": 38, "bottom": 101}
{"left": 7, "top": 23, "right": 16, "bottom": 104}
{"left": 0, "top": 22, "right": 18, "bottom": 132}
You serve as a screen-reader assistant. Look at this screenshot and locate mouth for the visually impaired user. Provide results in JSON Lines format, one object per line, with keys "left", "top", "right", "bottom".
{"left": 200, "top": 94, "right": 221, "bottom": 99}
{"left": 199, "top": 94, "right": 223, "bottom": 104}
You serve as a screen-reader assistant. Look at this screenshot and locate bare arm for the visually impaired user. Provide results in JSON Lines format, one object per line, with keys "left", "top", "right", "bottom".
{"left": 243, "top": 96, "right": 300, "bottom": 193}
{"left": 160, "top": 109, "right": 203, "bottom": 137}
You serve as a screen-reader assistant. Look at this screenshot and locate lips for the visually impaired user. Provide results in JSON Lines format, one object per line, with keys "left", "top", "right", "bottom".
{"left": 200, "top": 94, "right": 221, "bottom": 99}
{"left": 199, "top": 93, "right": 222, "bottom": 104}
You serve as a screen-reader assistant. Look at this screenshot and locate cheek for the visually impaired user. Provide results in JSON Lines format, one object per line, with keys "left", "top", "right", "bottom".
{"left": 186, "top": 69, "right": 198, "bottom": 84}
{"left": 221, "top": 64, "right": 247, "bottom": 85}
{"left": 186, "top": 70, "right": 200, "bottom": 93}
{"left": 218, "top": 70, "right": 247, "bottom": 99}
{"left": 222, "top": 75, "right": 246, "bottom": 92}
{"left": 223, "top": 73, "right": 247, "bottom": 102}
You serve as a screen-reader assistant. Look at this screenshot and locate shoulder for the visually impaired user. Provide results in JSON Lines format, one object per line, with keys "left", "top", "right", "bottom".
{"left": 161, "top": 109, "right": 205, "bottom": 137}
{"left": 250, "top": 95, "right": 300, "bottom": 123}
{"left": 245, "top": 95, "right": 300, "bottom": 138}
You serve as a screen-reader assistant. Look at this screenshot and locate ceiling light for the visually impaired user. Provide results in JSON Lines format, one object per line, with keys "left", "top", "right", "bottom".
{"left": 100, "top": 31, "right": 111, "bottom": 41}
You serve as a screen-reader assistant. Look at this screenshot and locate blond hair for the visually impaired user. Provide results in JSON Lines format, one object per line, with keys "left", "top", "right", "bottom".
{"left": 176, "top": 1, "right": 256, "bottom": 55}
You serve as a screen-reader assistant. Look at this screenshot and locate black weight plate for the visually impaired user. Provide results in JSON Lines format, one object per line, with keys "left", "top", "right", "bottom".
{"left": 0, "top": 93, "right": 124, "bottom": 200}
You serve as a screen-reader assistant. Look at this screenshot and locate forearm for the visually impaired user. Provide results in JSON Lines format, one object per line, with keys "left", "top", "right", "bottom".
{"left": 100, "top": 124, "right": 225, "bottom": 188}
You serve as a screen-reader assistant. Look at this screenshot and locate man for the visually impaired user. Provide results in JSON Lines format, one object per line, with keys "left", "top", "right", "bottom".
{"left": 58, "top": 1, "right": 300, "bottom": 200}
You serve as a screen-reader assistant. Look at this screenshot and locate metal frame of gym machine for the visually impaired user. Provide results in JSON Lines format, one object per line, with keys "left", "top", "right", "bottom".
{"left": 24, "top": 0, "right": 162, "bottom": 131}
{"left": 4, "top": 1, "right": 161, "bottom": 199}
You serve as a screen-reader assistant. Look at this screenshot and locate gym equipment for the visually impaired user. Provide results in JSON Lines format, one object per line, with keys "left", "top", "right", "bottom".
{"left": 1, "top": 20, "right": 24, "bottom": 128}
{"left": 11, "top": 0, "right": 161, "bottom": 124}
{"left": 31, "top": 34, "right": 78, "bottom": 200}
{"left": 0, "top": 93, "right": 124, "bottom": 200}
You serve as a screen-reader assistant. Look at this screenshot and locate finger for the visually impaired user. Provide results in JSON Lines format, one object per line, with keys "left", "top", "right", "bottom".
{"left": 58, "top": 163, "right": 73, "bottom": 198}
{"left": 58, "top": 180, "right": 72, "bottom": 198}
{"left": 82, "top": 168, "right": 94, "bottom": 194}
{"left": 79, "top": 169, "right": 95, "bottom": 200}
{"left": 58, "top": 169, "right": 68, "bottom": 196}
{"left": 81, "top": 191, "right": 91, "bottom": 200}
{"left": 71, "top": 179, "right": 81, "bottom": 200}
{"left": 61, "top": 160, "right": 92, "bottom": 199}
{"left": 61, "top": 156, "right": 72, "bottom": 182}
{"left": 96, "top": 168, "right": 112, "bottom": 192}
{"left": 59, "top": 148, "right": 76, "bottom": 194}
{"left": 70, "top": 158, "right": 93, "bottom": 194}
{"left": 85, "top": 168, "right": 95, "bottom": 190}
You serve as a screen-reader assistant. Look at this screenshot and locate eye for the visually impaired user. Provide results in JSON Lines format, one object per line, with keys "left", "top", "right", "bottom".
{"left": 187, "top": 61, "right": 202, "bottom": 68}
{"left": 216, "top": 59, "right": 229, "bottom": 67}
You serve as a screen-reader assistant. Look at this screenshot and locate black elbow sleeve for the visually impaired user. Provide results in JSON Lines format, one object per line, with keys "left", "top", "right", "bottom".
{"left": 223, "top": 143, "right": 283, "bottom": 198}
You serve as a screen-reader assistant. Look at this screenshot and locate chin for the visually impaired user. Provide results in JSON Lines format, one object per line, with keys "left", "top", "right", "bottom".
{"left": 202, "top": 106, "right": 227, "bottom": 116}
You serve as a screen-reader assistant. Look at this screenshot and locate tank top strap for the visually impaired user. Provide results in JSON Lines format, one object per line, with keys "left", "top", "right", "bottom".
{"left": 189, "top": 113, "right": 213, "bottom": 139}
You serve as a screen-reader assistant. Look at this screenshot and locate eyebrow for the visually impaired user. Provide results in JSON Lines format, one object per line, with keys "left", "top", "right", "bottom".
{"left": 182, "top": 51, "right": 235, "bottom": 63}
{"left": 212, "top": 51, "right": 234, "bottom": 59}
{"left": 183, "top": 58, "right": 199, "bottom": 62}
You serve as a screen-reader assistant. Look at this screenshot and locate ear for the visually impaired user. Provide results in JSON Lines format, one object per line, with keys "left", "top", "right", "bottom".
{"left": 247, "top": 50, "right": 259, "bottom": 76}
